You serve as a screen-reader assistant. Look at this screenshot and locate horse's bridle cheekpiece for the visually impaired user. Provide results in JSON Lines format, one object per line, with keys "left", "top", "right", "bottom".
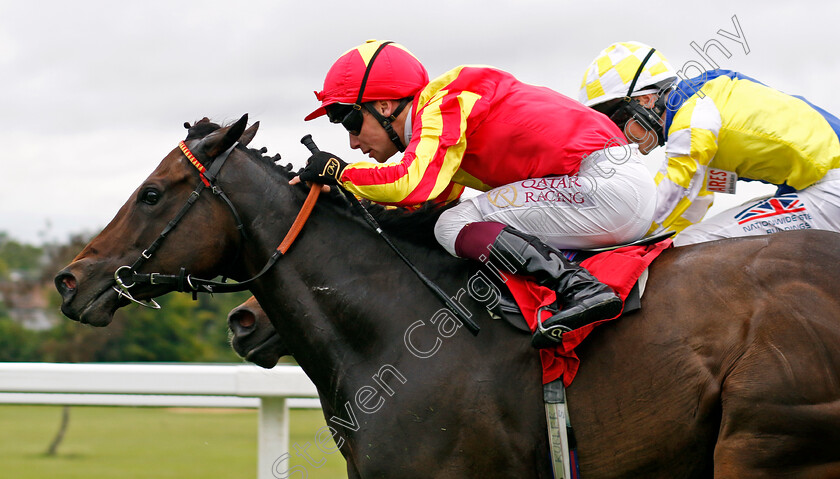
{"left": 112, "top": 136, "right": 320, "bottom": 309}
{"left": 112, "top": 131, "right": 478, "bottom": 335}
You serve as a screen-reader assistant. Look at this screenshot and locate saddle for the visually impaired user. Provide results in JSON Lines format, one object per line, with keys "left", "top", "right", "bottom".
{"left": 487, "top": 279, "right": 645, "bottom": 333}
{"left": 474, "top": 231, "right": 673, "bottom": 479}
{"left": 476, "top": 231, "right": 672, "bottom": 333}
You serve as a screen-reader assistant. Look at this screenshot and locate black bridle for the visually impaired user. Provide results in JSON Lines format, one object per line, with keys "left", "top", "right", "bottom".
{"left": 112, "top": 139, "right": 295, "bottom": 308}
{"left": 113, "top": 134, "right": 480, "bottom": 335}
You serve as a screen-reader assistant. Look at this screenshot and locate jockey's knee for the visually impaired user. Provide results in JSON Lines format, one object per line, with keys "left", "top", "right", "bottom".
{"left": 434, "top": 201, "right": 484, "bottom": 257}
{"left": 434, "top": 210, "right": 466, "bottom": 257}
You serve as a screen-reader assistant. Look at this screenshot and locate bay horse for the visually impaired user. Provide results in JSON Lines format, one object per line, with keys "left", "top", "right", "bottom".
{"left": 55, "top": 115, "right": 840, "bottom": 478}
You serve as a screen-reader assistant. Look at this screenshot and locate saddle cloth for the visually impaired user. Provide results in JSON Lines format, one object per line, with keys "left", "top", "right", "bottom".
{"left": 504, "top": 239, "right": 672, "bottom": 386}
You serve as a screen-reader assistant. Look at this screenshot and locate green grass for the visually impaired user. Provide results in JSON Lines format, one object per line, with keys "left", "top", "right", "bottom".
{"left": 0, "top": 405, "right": 347, "bottom": 478}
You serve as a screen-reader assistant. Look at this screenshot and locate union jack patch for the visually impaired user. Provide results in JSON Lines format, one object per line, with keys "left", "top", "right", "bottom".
{"left": 734, "top": 194, "right": 807, "bottom": 225}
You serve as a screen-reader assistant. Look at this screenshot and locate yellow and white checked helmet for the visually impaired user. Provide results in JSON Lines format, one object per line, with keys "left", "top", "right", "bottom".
{"left": 579, "top": 41, "right": 676, "bottom": 108}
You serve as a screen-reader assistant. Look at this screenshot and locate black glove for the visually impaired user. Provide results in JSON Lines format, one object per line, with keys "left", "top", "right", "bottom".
{"left": 299, "top": 151, "right": 347, "bottom": 185}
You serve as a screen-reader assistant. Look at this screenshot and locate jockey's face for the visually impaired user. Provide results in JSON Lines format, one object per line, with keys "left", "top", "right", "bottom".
{"left": 348, "top": 101, "right": 401, "bottom": 163}
{"left": 624, "top": 118, "right": 659, "bottom": 155}
{"left": 621, "top": 93, "right": 663, "bottom": 155}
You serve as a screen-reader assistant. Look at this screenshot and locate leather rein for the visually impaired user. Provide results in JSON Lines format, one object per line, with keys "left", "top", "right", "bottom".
{"left": 112, "top": 140, "right": 320, "bottom": 309}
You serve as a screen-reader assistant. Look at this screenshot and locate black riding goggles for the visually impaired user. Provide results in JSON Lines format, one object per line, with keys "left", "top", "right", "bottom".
{"left": 606, "top": 101, "right": 634, "bottom": 129}
{"left": 608, "top": 47, "right": 670, "bottom": 147}
{"left": 326, "top": 103, "right": 364, "bottom": 136}
{"left": 606, "top": 98, "right": 658, "bottom": 128}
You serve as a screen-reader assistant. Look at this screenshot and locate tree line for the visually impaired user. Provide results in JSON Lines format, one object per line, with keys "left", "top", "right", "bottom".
{"left": 0, "top": 232, "right": 252, "bottom": 363}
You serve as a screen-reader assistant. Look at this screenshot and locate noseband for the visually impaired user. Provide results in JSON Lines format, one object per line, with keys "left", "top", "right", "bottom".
{"left": 112, "top": 139, "right": 319, "bottom": 309}
{"left": 113, "top": 135, "right": 475, "bottom": 336}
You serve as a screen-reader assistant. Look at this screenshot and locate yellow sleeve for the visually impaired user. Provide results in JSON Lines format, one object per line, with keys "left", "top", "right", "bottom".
{"left": 340, "top": 68, "right": 480, "bottom": 206}
{"left": 649, "top": 95, "right": 721, "bottom": 235}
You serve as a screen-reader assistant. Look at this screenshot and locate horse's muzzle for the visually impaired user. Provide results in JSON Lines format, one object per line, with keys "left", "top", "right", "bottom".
{"left": 228, "top": 304, "right": 285, "bottom": 368}
{"left": 53, "top": 267, "right": 121, "bottom": 326}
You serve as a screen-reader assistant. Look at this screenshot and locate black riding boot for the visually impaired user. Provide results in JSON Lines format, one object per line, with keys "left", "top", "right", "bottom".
{"left": 489, "top": 227, "right": 622, "bottom": 349}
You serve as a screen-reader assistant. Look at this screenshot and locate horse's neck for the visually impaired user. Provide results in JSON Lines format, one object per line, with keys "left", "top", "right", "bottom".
{"left": 229, "top": 164, "right": 548, "bottom": 470}
{"left": 239, "top": 179, "right": 473, "bottom": 395}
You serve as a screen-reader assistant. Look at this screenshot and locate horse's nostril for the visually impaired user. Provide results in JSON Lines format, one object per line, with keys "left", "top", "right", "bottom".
{"left": 54, "top": 272, "right": 77, "bottom": 296}
{"left": 232, "top": 310, "right": 256, "bottom": 329}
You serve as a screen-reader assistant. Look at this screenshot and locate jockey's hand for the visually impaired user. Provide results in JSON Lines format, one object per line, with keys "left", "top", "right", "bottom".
{"left": 288, "top": 175, "right": 331, "bottom": 193}
{"left": 298, "top": 151, "right": 347, "bottom": 185}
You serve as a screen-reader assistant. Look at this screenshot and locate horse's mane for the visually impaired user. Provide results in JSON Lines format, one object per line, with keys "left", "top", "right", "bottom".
{"left": 355, "top": 199, "right": 457, "bottom": 247}
{"left": 185, "top": 118, "right": 455, "bottom": 249}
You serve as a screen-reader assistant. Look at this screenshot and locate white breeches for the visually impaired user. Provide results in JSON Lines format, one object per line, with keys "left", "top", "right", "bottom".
{"left": 434, "top": 145, "right": 657, "bottom": 256}
{"left": 674, "top": 169, "right": 840, "bottom": 246}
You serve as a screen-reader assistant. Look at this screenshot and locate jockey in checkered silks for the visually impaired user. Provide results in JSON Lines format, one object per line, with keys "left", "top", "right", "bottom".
{"left": 580, "top": 41, "right": 840, "bottom": 246}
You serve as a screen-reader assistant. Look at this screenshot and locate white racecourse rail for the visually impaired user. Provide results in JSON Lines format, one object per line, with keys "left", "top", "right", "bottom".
{"left": 0, "top": 362, "right": 320, "bottom": 479}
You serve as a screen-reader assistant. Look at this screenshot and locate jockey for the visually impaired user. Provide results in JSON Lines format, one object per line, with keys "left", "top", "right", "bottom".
{"left": 295, "top": 40, "right": 656, "bottom": 348}
{"left": 580, "top": 41, "right": 840, "bottom": 246}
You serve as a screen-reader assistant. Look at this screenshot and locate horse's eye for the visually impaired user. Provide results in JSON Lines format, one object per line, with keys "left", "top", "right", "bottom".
{"left": 139, "top": 188, "right": 161, "bottom": 205}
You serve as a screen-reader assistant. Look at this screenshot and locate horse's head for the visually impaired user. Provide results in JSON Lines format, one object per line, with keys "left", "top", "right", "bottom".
{"left": 228, "top": 295, "right": 288, "bottom": 368}
{"left": 54, "top": 114, "right": 261, "bottom": 326}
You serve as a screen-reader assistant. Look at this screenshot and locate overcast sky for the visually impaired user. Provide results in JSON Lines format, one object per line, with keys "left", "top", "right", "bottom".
{"left": 1, "top": 0, "right": 836, "bottom": 244}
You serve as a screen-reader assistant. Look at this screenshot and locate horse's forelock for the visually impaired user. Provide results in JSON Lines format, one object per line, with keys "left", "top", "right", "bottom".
{"left": 179, "top": 118, "right": 449, "bottom": 247}
{"left": 184, "top": 118, "right": 223, "bottom": 141}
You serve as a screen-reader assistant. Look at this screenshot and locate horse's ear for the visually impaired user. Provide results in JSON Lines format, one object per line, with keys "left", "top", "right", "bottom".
{"left": 239, "top": 121, "right": 260, "bottom": 147}
{"left": 205, "top": 114, "right": 249, "bottom": 157}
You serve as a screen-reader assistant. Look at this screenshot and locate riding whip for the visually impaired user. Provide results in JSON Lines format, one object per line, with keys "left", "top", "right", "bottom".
{"left": 301, "top": 135, "right": 481, "bottom": 336}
